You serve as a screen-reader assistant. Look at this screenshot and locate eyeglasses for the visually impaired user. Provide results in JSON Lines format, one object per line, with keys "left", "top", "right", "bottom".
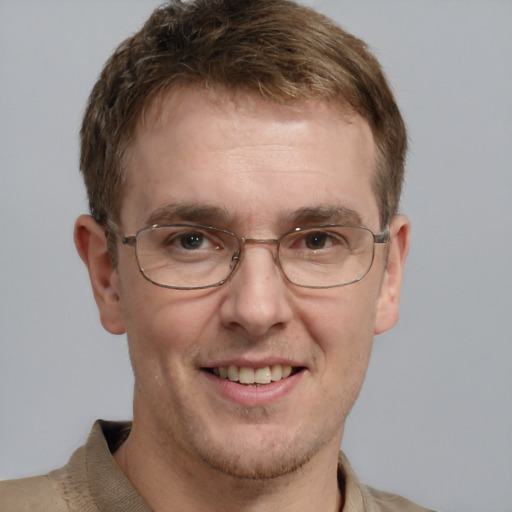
{"left": 109, "top": 222, "right": 389, "bottom": 290}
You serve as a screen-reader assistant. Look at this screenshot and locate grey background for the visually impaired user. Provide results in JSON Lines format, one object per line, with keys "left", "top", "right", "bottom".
{"left": 1, "top": 1, "right": 511, "bottom": 511}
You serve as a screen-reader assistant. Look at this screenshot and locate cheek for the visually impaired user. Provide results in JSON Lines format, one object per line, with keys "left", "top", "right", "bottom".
{"left": 302, "top": 285, "right": 378, "bottom": 345}
{"left": 299, "top": 286, "right": 377, "bottom": 379}
{"left": 120, "top": 289, "right": 219, "bottom": 407}
{"left": 295, "top": 292, "right": 375, "bottom": 429}
{"left": 120, "top": 279, "right": 222, "bottom": 361}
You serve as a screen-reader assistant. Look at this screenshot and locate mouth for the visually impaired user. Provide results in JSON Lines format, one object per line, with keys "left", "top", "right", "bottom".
{"left": 203, "top": 364, "right": 302, "bottom": 385}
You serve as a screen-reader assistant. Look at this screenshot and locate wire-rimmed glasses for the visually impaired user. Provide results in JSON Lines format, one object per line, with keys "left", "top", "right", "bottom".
{"left": 109, "top": 222, "right": 389, "bottom": 290}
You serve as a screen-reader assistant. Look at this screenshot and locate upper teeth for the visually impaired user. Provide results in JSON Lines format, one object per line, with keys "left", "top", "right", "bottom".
{"left": 213, "top": 365, "right": 293, "bottom": 384}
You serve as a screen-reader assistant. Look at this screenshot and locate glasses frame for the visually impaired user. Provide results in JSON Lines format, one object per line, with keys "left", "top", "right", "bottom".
{"left": 108, "top": 221, "right": 390, "bottom": 290}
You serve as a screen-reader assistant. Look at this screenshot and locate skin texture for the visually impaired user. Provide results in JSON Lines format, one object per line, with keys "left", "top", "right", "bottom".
{"left": 75, "top": 88, "right": 410, "bottom": 512}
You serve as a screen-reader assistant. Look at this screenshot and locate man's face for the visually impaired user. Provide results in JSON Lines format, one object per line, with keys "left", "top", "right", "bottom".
{"left": 101, "top": 89, "right": 407, "bottom": 479}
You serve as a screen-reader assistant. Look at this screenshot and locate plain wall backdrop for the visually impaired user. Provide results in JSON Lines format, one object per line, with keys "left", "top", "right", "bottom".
{"left": 1, "top": 1, "right": 511, "bottom": 511}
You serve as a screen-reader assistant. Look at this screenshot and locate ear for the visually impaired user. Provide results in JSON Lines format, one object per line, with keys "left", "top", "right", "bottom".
{"left": 374, "top": 214, "right": 411, "bottom": 335}
{"left": 74, "top": 214, "right": 126, "bottom": 335}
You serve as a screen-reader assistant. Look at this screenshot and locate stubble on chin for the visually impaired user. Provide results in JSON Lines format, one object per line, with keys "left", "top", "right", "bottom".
{"left": 197, "top": 435, "right": 317, "bottom": 481}
{"left": 173, "top": 406, "right": 331, "bottom": 482}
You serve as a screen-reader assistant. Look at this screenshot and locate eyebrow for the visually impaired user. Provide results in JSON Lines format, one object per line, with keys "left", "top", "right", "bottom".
{"left": 143, "top": 203, "right": 363, "bottom": 229}
{"left": 145, "top": 203, "right": 233, "bottom": 227}
{"left": 282, "top": 206, "right": 363, "bottom": 227}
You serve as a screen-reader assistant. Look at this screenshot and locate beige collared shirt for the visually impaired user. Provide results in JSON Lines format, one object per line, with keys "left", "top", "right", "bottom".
{"left": 0, "top": 420, "right": 435, "bottom": 512}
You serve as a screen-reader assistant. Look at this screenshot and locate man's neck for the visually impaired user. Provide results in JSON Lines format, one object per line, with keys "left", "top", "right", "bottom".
{"left": 113, "top": 421, "right": 343, "bottom": 512}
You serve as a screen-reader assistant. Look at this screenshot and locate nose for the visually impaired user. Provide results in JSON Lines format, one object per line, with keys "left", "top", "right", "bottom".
{"left": 219, "top": 242, "right": 293, "bottom": 337}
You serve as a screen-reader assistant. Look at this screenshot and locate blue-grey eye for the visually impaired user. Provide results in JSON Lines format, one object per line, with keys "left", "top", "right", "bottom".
{"left": 179, "top": 232, "right": 204, "bottom": 250}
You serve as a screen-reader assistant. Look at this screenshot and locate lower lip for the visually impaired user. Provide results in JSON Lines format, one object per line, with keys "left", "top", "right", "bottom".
{"left": 201, "top": 369, "right": 305, "bottom": 408}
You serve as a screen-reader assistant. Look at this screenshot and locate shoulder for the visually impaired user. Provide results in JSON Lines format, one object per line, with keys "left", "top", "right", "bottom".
{"left": 361, "top": 484, "right": 437, "bottom": 512}
{"left": 0, "top": 422, "right": 133, "bottom": 512}
{"left": 0, "top": 475, "right": 69, "bottom": 512}
{"left": 338, "top": 452, "right": 437, "bottom": 512}
{"left": 0, "top": 443, "right": 91, "bottom": 512}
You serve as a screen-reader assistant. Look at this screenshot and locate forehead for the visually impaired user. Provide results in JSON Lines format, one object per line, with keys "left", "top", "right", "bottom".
{"left": 122, "top": 87, "right": 379, "bottom": 230}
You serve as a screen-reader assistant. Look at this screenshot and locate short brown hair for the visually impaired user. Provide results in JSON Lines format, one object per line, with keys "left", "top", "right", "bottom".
{"left": 80, "top": 0, "right": 406, "bottom": 232}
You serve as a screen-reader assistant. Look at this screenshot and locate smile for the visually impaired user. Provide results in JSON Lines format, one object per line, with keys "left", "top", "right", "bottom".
{"left": 206, "top": 365, "right": 297, "bottom": 385}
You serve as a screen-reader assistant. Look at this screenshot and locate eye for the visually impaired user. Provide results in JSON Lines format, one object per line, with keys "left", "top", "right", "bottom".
{"left": 178, "top": 232, "right": 208, "bottom": 250}
{"left": 141, "top": 225, "right": 234, "bottom": 266}
{"left": 284, "top": 228, "right": 351, "bottom": 253}
{"left": 303, "top": 231, "right": 332, "bottom": 250}
{"left": 167, "top": 230, "right": 218, "bottom": 251}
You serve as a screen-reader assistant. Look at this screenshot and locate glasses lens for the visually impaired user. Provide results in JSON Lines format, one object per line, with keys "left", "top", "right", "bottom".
{"left": 135, "top": 225, "right": 239, "bottom": 289}
{"left": 278, "top": 226, "right": 375, "bottom": 288}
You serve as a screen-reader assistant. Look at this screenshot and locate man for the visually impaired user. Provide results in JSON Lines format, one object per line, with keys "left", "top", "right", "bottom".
{"left": 0, "top": 0, "right": 433, "bottom": 510}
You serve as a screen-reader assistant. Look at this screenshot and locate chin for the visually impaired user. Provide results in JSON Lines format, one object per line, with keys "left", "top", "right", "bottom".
{"left": 189, "top": 422, "right": 332, "bottom": 481}
{"left": 199, "top": 444, "right": 313, "bottom": 481}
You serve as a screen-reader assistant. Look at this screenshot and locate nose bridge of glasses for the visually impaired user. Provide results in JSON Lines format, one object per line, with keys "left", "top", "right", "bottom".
{"left": 241, "top": 237, "right": 279, "bottom": 245}
{"left": 241, "top": 237, "right": 279, "bottom": 253}
{"left": 232, "top": 237, "right": 280, "bottom": 264}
